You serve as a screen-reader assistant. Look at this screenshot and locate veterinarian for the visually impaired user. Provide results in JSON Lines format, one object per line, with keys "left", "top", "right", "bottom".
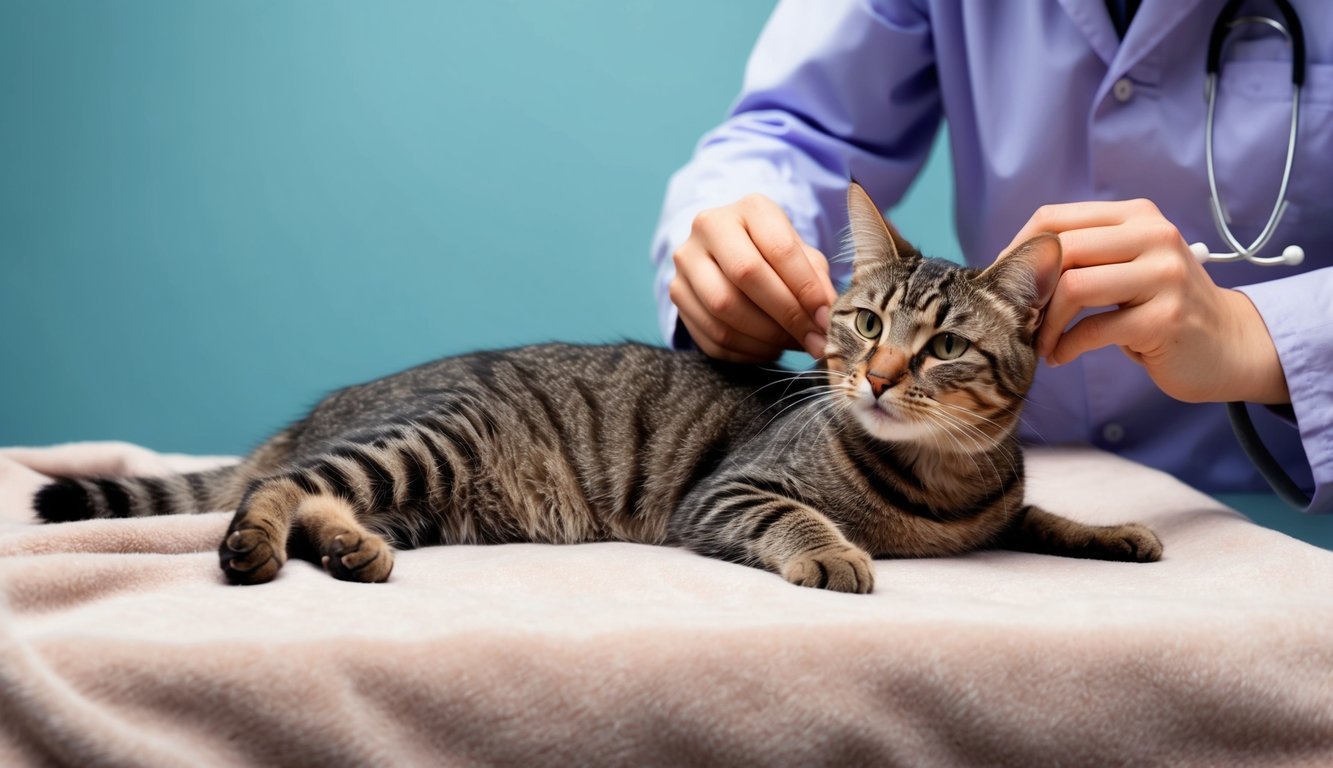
{"left": 651, "top": 0, "right": 1331, "bottom": 513}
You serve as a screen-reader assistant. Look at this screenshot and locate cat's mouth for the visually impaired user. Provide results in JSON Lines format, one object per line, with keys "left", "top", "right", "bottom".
{"left": 849, "top": 390, "right": 939, "bottom": 444}
{"left": 854, "top": 395, "right": 907, "bottom": 435}
{"left": 865, "top": 398, "right": 899, "bottom": 422}
{"left": 845, "top": 383, "right": 907, "bottom": 424}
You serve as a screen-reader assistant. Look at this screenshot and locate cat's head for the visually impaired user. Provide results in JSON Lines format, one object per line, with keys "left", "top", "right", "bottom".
{"left": 825, "top": 182, "right": 1060, "bottom": 453}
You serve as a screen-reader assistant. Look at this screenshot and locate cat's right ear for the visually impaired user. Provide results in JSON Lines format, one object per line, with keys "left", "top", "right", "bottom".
{"left": 980, "top": 232, "right": 1063, "bottom": 314}
{"left": 847, "top": 181, "right": 914, "bottom": 275}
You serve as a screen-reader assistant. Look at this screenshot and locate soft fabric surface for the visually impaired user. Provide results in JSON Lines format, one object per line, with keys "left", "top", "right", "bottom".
{"left": 1, "top": 442, "right": 1331, "bottom": 766}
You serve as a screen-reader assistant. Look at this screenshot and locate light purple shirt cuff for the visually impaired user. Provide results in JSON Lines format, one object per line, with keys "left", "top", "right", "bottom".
{"left": 1237, "top": 268, "right": 1333, "bottom": 514}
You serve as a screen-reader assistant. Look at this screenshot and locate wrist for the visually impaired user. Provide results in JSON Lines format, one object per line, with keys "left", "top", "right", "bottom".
{"left": 1222, "top": 288, "right": 1290, "bottom": 405}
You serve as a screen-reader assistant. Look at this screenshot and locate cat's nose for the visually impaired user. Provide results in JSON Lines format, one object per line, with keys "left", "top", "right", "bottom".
{"left": 866, "top": 347, "right": 908, "bottom": 397}
{"left": 867, "top": 369, "right": 905, "bottom": 398}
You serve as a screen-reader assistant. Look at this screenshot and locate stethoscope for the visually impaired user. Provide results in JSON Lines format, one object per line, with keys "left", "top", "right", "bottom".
{"left": 1192, "top": 0, "right": 1312, "bottom": 508}
{"left": 1189, "top": 0, "right": 1306, "bottom": 268}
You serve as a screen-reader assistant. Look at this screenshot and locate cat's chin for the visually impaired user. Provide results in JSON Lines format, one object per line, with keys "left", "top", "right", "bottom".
{"left": 851, "top": 400, "right": 938, "bottom": 445}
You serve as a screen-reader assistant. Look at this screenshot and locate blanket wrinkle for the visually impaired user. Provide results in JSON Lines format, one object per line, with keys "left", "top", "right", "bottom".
{"left": 2, "top": 441, "right": 1333, "bottom": 766}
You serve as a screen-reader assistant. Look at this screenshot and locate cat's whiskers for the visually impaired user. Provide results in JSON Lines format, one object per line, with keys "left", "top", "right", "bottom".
{"left": 1000, "top": 392, "right": 1052, "bottom": 441}
{"left": 760, "top": 384, "right": 843, "bottom": 418}
{"left": 768, "top": 389, "right": 839, "bottom": 429}
{"left": 915, "top": 408, "right": 1006, "bottom": 497}
{"left": 748, "top": 390, "right": 837, "bottom": 447}
{"left": 905, "top": 408, "right": 990, "bottom": 489}
{"left": 914, "top": 405, "right": 997, "bottom": 465}
{"left": 928, "top": 400, "right": 1015, "bottom": 439}
{"left": 776, "top": 397, "right": 841, "bottom": 457}
{"left": 759, "top": 366, "right": 850, "bottom": 380}
{"left": 925, "top": 407, "right": 1021, "bottom": 499}
{"left": 738, "top": 369, "right": 849, "bottom": 410}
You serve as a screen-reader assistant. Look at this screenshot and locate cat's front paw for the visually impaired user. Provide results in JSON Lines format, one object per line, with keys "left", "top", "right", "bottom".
{"left": 1090, "top": 523, "right": 1163, "bottom": 563}
{"left": 320, "top": 528, "right": 394, "bottom": 583}
{"left": 219, "top": 526, "right": 286, "bottom": 585}
{"left": 782, "top": 545, "right": 875, "bottom": 594}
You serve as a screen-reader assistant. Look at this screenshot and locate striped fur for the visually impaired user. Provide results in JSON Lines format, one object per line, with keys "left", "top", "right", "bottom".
{"left": 33, "top": 183, "right": 1162, "bottom": 591}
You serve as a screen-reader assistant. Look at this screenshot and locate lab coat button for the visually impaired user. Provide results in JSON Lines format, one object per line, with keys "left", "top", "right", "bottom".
{"left": 1102, "top": 422, "right": 1125, "bottom": 443}
{"left": 1113, "top": 78, "right": 1134, "bottom": 103}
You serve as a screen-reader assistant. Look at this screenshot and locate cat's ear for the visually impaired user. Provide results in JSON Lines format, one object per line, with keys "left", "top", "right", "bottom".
{"left": 847, "top": 181, "right": 916, "bottom": 275}
{"left": 979, "top": 233, "right": 1062, "bottom": 313}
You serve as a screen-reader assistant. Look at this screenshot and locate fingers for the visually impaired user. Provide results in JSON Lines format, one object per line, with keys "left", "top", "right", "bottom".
{"left": 1056, "top": 218, "right": 1187, "bottom": 270}
{"left": 712, "top": 197, "right": 831, "bottom": 351}
{"left": 1037, "top": 227, "right": 1199, "bottom": 360}
{"left": 671, "top": 195, "right": 836, "bottom": 361}
{"left": 1009, "top": 197, "right": 1279, "bottom": 404}
{"left": 670, "top": 250, "right": 792, "bottom": 363}
{"left": 801, "top": 243, "right": 835, "bottom": 351}
{"left": 1047, "top": 303, "right": 1155, "bottom": 369}
{"left": 742, "top": 194, "right": 838, "bottom": 308}
{"left": 1037, "top": 261, "right": 1152, "bottom": 358}
{"left": 1007, "top": 199, "right": 1162, "bottom": 251}
{"left": 1053, "top": 225, "right": 1145, "bottom": 269}
{"left": 1042, "top": 256, "right": 1195, "bottom": 367}
{"left": 1018, "top": 199, "right": 1196, "bottom": 362}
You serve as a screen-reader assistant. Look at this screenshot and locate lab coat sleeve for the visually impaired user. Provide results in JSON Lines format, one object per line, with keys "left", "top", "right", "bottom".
{"left": 650, "top": 0, "right": 943, "bottom": 349}
{"left": 1237, "top": 268, "right": 1333, "bottom": 514}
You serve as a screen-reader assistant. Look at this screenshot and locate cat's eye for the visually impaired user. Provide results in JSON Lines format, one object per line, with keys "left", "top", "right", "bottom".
{"left": 928, "top": 333, "right": 969, "bottom": 360}
{"left": 854, "top": 309, "right": 883, "bottom": 339}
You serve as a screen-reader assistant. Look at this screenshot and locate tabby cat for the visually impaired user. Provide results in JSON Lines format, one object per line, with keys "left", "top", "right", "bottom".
{"left": 33, "top": 183, "right": 1162, "bottom": 593}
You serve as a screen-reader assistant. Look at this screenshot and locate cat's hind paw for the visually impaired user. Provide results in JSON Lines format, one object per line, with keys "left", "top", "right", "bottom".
{"left": 219, "top": 526, "right": 286, "bottom": 585}
{"left": 782, "top": 545, "right": 875, "bottom": 594}
{"left": 320, "top": 528, "right": 394, "bottom": 583}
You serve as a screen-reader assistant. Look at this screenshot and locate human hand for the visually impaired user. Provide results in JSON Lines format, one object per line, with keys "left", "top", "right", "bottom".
{"left": 1007, "top": 199, "right": 1289, "bottom": 405}
{"left": 670, "top": 194, "right": 838, "bottom": 362}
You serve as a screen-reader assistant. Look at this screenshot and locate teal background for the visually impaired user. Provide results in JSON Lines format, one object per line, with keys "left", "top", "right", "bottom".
{"left": 0, "top": 1, "right": 1322, "bottom": 547}
{"left": 0, "top": 0, "right": 958, "bottom": 455}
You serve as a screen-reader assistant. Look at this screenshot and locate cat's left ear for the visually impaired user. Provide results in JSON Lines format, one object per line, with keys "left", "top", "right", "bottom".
{"left": 978, "top": 233, "right": 1062, "bottom": 316}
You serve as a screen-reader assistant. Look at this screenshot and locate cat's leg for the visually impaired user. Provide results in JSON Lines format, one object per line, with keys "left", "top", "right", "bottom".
{"left": 218, "top": 476, "right": 304, "bottom": 585}
{"left": 682, "top": 489, "right": 875, "bottom": 593}
{"left": 1000, "top": 505, "right": 1163, "bottom": 562}
{"left": 219, "top": 471, "right": 398, "bottom": 584}
{"left": 292, "top": 494, "right": 394, "bottom": 583}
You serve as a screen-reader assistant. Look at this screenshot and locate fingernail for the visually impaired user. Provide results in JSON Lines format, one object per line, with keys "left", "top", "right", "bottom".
{"left": 815, "top": 305, "right": 830, "bottom": 333}
{"left": 804, "top": 332, "right": 826, "bottom": 358}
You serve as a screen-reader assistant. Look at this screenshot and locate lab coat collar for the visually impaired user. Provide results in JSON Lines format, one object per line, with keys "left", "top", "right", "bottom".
{"left": 1054, "top": 0, "right": 1121, "bottom": 67}
{"left": 1055, "top": 0, "right": 1211, "bottom": 74}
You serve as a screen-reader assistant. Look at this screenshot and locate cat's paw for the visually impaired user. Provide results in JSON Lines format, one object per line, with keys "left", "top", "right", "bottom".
{"left": 1089, "top": 523, "right": 1163, "bottom": 563}
{"left": 320, "top": 528, "right": 394, "bottom": 583}
{"left": 219, "top": 525, "right": 286, "bottom": 585}
{"left": 782, "top": 545, "right": 875, "bottom": 594}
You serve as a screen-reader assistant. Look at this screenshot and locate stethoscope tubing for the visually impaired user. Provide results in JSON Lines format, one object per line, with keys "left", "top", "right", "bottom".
{"left": 1201, "top": 1, "right": 1310, "bottom": 507}
{"left": 1196, "top": 2, "right": 1306, "bottom": 266}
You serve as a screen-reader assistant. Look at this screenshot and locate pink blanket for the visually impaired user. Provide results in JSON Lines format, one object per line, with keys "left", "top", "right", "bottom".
{"left": 2, "top": 442, "right": 1332, "bottom": 766}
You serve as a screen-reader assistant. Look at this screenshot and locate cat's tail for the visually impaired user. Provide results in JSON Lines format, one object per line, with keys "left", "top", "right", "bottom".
{"left": 32, "top": 464, "right": 246, "bottom": 522}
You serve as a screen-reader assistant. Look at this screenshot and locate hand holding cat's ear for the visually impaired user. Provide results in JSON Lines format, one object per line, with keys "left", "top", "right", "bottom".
{"left": 671, "top": 194, "right": 837, "bottom": 362}
{"left": 1009, "top": 199, "right": 1289, "bottom": 405}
